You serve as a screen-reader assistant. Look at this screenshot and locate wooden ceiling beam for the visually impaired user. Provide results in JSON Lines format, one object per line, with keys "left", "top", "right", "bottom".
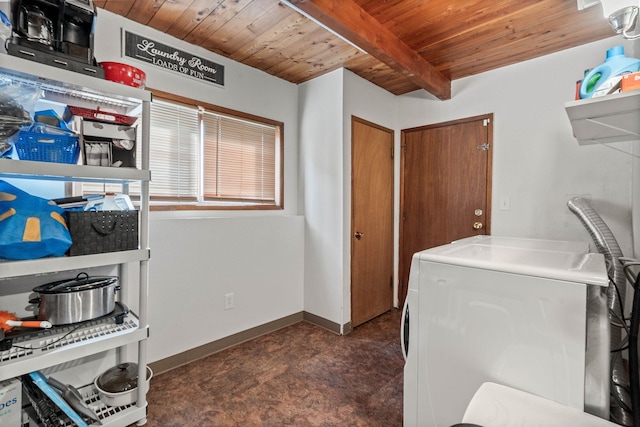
{"left": 284, "top": 0, "right": 451, "bottom": 99}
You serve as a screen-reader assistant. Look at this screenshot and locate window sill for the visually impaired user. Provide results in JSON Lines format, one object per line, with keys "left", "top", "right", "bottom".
{"left": 150, "top": 204, "right": 283, "bottom": 212}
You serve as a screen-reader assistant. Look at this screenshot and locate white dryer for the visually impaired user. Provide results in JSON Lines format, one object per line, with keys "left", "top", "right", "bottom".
{"left": 401, "top": 236, "right": 610, "bottom": 427}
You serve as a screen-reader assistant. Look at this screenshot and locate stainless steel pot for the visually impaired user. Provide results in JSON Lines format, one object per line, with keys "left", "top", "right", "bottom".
{"left": 31, "top": 273, "right": 119, "bottom": 325}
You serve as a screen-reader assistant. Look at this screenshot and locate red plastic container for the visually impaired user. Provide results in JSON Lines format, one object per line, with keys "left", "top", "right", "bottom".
{"left": 100, "top": 62, "right": 146, "bottom": 88}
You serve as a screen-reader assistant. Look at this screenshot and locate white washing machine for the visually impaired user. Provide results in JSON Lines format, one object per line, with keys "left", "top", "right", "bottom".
{"left": 401, "top": 236, "right": 610, "bottom": 427}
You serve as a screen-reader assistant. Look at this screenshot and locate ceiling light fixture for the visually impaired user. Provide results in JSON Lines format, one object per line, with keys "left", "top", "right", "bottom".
{"left": 583, "top": 0, "right": 640, "bottom": 39}
{"left": 279, "top": 0, "right": 368, "bottom": 54}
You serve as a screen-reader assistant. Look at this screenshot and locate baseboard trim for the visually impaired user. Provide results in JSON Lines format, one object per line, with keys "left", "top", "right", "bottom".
{"left": 303, "top": 311, "right": 344, "bottom": 335}
{"left": 342, "top": 321, "right": 353, "bottom": 335}
{"left": 149, "top": 311, "right": 350, "bottom": 375}
{"left": 149, "top": 311, "right": 304, "bottom": 375}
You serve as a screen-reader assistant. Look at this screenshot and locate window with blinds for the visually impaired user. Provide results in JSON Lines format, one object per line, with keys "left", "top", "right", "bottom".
{"left": 82, "top": 94, "right": 282, "bottom": 209}
{"left": 203, "top": 113, "right": 277, "bottom": 203}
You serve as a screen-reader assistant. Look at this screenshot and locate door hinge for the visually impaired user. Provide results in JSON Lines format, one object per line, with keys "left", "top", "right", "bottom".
{"left": 391, "top": 146, "right": 394, "bottom": 159}
{"left": 483, "top": 118, "right": 491, "bottom": 126}
{"left": 390, "top": 276, "right": 393, "bottom": 288}
{"left": 476, "top": 143, "right": 490, "bottom": 151}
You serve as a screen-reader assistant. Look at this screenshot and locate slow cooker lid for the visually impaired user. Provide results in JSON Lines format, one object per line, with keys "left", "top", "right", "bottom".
{"left": 97, "top": 362, "right": 147, "bottom": 393}
{"left": 33, "top": 273, "right": 117, "bottom": 293}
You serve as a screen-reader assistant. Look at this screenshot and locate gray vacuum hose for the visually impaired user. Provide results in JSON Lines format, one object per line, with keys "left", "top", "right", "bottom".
{"left": 567, "top": 197, "right": 632, "bottom": 425}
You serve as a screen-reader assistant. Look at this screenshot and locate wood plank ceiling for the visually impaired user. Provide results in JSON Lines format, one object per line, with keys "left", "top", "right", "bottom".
{"left": 94, "top": 0, "right": 614, "bottom": 99}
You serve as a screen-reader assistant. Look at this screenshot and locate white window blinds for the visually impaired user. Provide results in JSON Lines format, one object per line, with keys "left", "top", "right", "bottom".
{"left": 148, "top": 100, "right": 199, "bottom": 201}
{"left": 203, "top": 112, "right": 277, "bottom": 203}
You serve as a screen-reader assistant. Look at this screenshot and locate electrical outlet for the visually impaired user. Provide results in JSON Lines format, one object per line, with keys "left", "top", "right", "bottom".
{"left": 499, "top": 197, "right": 510, "bottom": 211}
{"left": 224, "top": 293, "right": 234, "bottom": 310}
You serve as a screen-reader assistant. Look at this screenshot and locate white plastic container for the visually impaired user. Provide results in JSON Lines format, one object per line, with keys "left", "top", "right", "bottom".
{"left": 0, "top": 378, "right": 21, "bottom": 427}
{"left": 84, "top": 194, "right": 135, "bottom": 211}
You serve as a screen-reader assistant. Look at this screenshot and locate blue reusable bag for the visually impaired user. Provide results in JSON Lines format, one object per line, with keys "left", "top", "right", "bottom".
{"left": 0, "top": 180, "right": 72, "bottom": 260}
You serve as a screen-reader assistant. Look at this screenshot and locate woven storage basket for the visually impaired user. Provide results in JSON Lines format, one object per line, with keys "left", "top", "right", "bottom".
{"left": 66, "top": 210, "right": 138, "bottom": 256}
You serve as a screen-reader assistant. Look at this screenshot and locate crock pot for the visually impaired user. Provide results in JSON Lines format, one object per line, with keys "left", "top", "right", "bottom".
{"left": 31, "top": 273, "right": 119, "bottom": 325}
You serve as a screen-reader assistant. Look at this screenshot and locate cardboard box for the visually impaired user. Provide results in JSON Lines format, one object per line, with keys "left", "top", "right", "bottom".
{"left": 0, "top": 378, "right": 21, "bottom": 427}
{"left": 622, "top": 71, "right": 640, "bottom": 92}
{"left": 591, "top": 76, "right": 622, "bottom": 98}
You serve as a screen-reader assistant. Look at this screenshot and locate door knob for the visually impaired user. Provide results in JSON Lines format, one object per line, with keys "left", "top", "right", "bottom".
{"left": 473, "top": 222, "right": 483, "bottom": 230}
{"left": 354, "top": 231, "right": 364, "bottom": 240}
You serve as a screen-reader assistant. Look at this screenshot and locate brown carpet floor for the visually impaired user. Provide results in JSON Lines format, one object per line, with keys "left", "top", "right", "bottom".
{"left": 144, "top": 309, "right": 404, "bottom": 426}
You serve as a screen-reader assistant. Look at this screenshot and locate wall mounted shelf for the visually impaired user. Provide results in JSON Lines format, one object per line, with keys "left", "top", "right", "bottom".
{"left": 565, "top": 91, "right": 640, "bottom": 145}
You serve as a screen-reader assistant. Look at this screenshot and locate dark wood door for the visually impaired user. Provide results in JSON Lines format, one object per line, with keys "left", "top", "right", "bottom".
{"left": 399, "top": 114, "right": 493, "bottom": 303}
{"left": 351, "top": 116, "right": 394, "bottom": 327}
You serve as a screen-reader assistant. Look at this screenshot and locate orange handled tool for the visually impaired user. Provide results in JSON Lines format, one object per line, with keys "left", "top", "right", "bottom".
{"left": 0, "top": 310, "right": 52, "bottom": 332}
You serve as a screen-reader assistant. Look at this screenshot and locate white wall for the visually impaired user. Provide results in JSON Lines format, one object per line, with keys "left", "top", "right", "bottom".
{"left": 398, "top": 37, "right": 637, "bottom": 256}
{"left": 299, "top": 71, "right": 345, "bottom": 327}
{"left": 299, "top": 69, "right": 399, "bottom": 328}
{"left": 148, "top": 216, "right": 303, "bottom": 361}
{"left": 93, "top": 10, "right": 304, "bottom": 363}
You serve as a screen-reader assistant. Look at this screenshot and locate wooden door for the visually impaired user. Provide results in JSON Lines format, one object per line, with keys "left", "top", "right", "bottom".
{"left": 351, "top": 117, "right": 394, "bottom": 327}
{"left": 399, "top": 114, "right": 493, "bottom": 304}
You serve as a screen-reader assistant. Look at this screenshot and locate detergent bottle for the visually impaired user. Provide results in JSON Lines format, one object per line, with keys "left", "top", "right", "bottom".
{"left": 579, "top": 45, "right": 640, "bottom": 99}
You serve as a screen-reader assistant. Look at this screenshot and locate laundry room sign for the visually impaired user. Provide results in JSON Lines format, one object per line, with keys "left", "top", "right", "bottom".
{"left": 123, "top": 30, "right": 225, "bottom": 87}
